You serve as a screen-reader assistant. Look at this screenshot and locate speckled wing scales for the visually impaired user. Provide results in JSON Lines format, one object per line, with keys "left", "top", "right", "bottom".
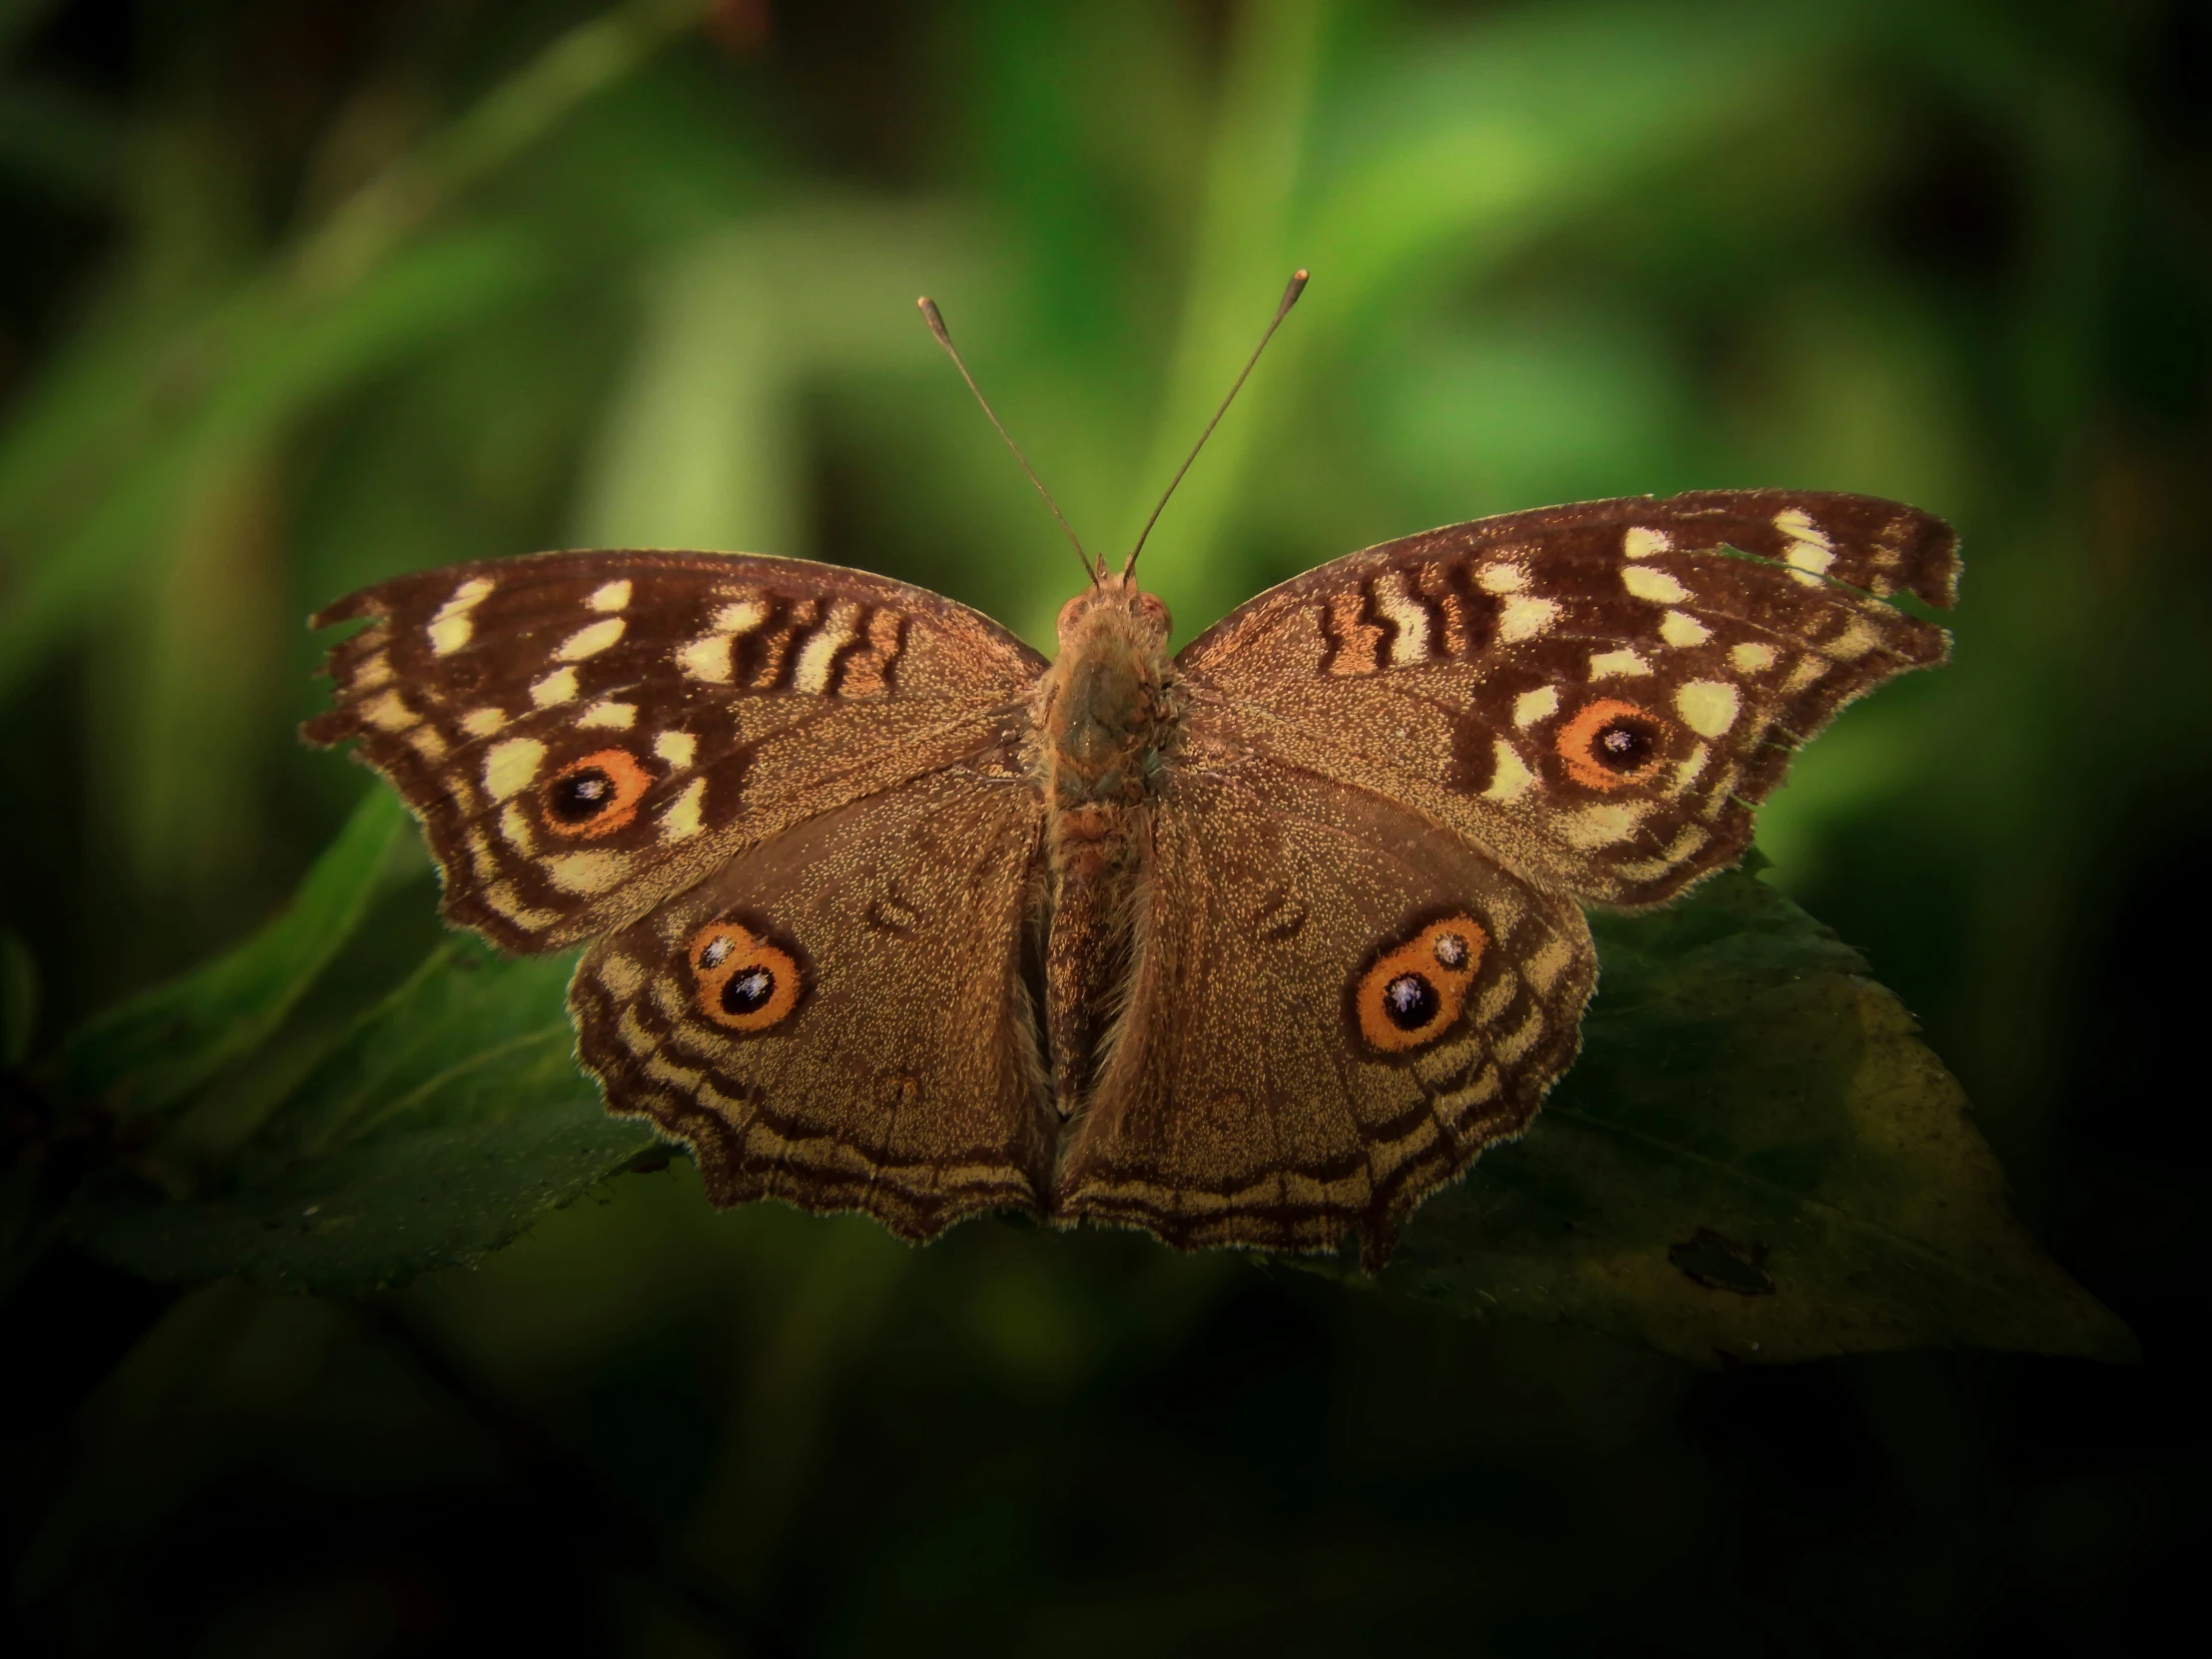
{"left": 569, "top": 762, "right": 1053, "bottom": 1239}
{"left": 1054, "top": 758, "right": 1595, "bottom": 1266}
{"left": 304, "top": 551, "right": 1046, "bottom": 951}
{"left": 1176, "top": 489, "right": 1959, "bottom": 907}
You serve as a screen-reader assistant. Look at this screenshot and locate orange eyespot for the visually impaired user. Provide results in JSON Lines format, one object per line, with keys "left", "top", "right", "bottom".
{"left": 1556, "top": 699, "right": 1668, "bottom": 792}
{"left": 688, "top": 919, "right": 809, "bottom": 1033}
{"left": 1351, "top": 913, "right": 1486, "bottom": 1055}
{"left": 543, "top": 749, "right": 652, "bottom": 837}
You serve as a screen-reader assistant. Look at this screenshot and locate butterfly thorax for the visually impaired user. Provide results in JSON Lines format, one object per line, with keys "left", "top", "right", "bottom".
{"left": 1033, "top": 575, "right": 1177, "bottom": 1111}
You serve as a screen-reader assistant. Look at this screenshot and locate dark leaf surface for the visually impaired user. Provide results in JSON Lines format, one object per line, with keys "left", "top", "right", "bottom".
{"left": 60, "top": 791, "right": 416, "bottom": 1115}
{"left": 1357, "top": 867, "right": 2136, "bottom": 1366}
{"left": 71, "top": 940, "right": 657, "bottom": 1296}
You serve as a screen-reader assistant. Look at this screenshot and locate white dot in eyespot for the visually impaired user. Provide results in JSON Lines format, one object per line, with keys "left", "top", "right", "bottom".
{"left": 700, "top": 935, "right": 734, "bottom": 969}
{"left": 1433, "top": 932, "right": 1468, "bottom": 969}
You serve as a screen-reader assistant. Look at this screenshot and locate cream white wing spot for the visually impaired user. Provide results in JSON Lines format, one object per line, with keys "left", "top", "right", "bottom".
{"left": 531, "top": 667, "right": 579, "bottom": 708}
{"left": 645, "top": 1054, "right": 706, "bottom": 1093}
{"left": 459, "top": 707, "right": 507, "bottom": 738}
{"left": 463, "top": 830, "right": 500, "bottom": 882}
{"left": 1824, "top": 615, "right": 1882, "bottom": 660}
{"left": 1700, "top": 765, "right": 1741, "bottom": 820}
{"left": 678, "top": 635, "right": 733, "bottom": 682}
{"left": 404, "top": 727, "right": 448, "bottom": 762}
{"left": 426, "top": 577, "right": 493, "bottom": 656}
{"left": 1782, "top": 656, "right": 1831, "bottom": 694}
{"left": 1497, "top": 595, "right": 1560, "bottom": 644}
{"left": 662, "top": 777, "right": 707, "bottom": 840}
{"left": 598, "top": 952, "right": 647, "bottom": 1000}
{"left": 1560, "top": 802, "right": 1649, "bottom": 848}
{"left": 1615, "top": 825, "right": 1714, "bottom": 883}
{"left": 1587, "top": 647, "right": 1652, "bottom": 679}
{"left": 1659, "top": 610, "right": 1712, "bottom": 648}
{"left": 359, "top": 690, "right": 417, "bottom": 732}
{"left": 793, "top": 601, "right": 861, "bottom": 695}
{"left": 579, "top": 700, "right": 636, "bottom": 730}
{"left": 1730, "top": 641, "right": 1779, "bottom": 674}
{"left": 1622, "top": 526, "right": 1672, "bottom": 560}
{"left": 349, "top": 653, "right": 393, "bottom": 693}
{"left": 654, "top": 731, "right": 697, "bottom": 770}
{"left": 1513, "top": 686, "right": 1559, "bottom": 729}
{"left": 1476, "top": 560, "right": 1529, "bottom": 595}
{"left": 498, "top": 802, "right": 536, "bottom": 852}
{"left": 1376, "top": 573, "right": 1431, "bottom": 665}
{"left": 1776, "top": 508, "right": 1837, "bottom": 586}
{"left": 1669, "top": 742, "right": 1712, "bottom": 796}
{"left": 483, "top": 737, "right": 546, "bottom": 801}
{"left": 678, "top": 595, "right": 770, "bottom": 683}
{"left": 1673, "top": 681, "right": 1741, "bottom": 739}
{"left": 615, "top": 1006, "right": 660, "bottom": 1056}
{"left": 588, "top": 579, "right": 633, "bottom": 613}
{"left": 547, "top": 850, "right": 632, "bottom": 895}
{"left": 1621, "top": 565, "right": 1688, "bottom": 604}
{"left": 555, "top": 617, "right": 626, "bottom": 661}
{"left": 1482, "top": 740, "right": 1534, "bottom": 804}
{"left": 483, "top": 880, "right": 556, "bottom": 930}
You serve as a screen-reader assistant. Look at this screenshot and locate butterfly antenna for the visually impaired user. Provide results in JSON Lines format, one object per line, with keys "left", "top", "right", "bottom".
{"left": 918, "top": 296, "right": 1098, "bottom": 588}
{"left": 1124, "top": 269, "right": 1308, "bottom": 581}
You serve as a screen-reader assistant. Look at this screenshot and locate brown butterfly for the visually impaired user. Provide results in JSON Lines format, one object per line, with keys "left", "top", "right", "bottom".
{"left": 304, "top": 274, "right": 1957, "bottom": 1269}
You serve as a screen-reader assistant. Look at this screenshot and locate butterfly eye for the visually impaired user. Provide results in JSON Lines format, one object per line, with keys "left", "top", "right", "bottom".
{"left": 542, "top": 749, "right": 652, "bottom": 837}
{"left": 1351, "top": 912, "right": 1486, "bottom": 1055}
{"left": 1555, "top": 698, "right": 1669, "bottom": 792}
{"left": 687, "top": 919, "right": 809, "bottom": 1033}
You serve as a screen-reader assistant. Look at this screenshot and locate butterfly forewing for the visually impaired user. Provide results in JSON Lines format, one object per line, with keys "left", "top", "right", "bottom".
{"left": 1175, "top": 490, "right": 1959, "bottom": 907}
{"left": 305, "top": 551, "right": 1046, "bottom": 951}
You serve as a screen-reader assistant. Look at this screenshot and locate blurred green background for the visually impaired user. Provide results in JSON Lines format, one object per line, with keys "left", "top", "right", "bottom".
{"left": 2, "top": 0, "right": 2204, "bottom": 1652}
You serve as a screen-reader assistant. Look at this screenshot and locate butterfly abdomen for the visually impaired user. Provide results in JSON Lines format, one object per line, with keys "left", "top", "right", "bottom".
{"left": 1035, "top": 581, "right": 1179, "bottom": 1110}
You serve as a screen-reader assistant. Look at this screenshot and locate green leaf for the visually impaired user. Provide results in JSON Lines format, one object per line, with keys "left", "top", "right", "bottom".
{"left": 1363, "top": 867, "right": 2136, "bottom": 1366}
{"left": 60, "top": 790, "right": 413, "bottom": 1114}
{"left": 70, "top": 939, "right": 658, "bottom": 1296}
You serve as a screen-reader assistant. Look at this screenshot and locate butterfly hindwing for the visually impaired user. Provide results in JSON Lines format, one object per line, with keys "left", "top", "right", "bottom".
{"left": 1055, "top": 754, "right": 1595, "bottom": 1265}
{"left": 569, "top": 758, "right": 1054, "bottom": 1240}
{"left": 1176, "top": 490, "right": 1958, "bottom": 906}
{"left": 304, "top": 551, "right": 1046, "bottom": 951}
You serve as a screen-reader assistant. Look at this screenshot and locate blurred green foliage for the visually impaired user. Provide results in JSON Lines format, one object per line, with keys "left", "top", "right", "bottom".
{"left": 2, "top": 0, "right": 2205, "bottom": 1653}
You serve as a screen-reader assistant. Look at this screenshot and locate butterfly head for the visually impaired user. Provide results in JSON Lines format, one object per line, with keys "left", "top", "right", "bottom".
{"left": 1056, "top": 570, "right": 1171, "bottom": 657}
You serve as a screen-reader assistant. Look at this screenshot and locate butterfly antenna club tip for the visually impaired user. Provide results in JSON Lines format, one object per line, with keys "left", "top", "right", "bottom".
{"left": 917, "top": 294, "right": 1099, "bottom": 587}
{"left": 1123, "top": 269, "right": 1310, "bottom": 581}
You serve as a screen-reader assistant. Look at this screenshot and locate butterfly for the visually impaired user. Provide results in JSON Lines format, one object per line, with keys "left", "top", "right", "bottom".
{"left": 303, "top": 277, "right": 1957, "bottom": 1269}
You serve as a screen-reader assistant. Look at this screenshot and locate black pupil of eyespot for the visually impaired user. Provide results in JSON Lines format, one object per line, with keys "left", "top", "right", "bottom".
{"left": 1382, "top": 973, "right": 1438, "bottom": 1030}
{"left": 723, "top": 967, "right": 774, "bottom": 1016}
{"left": 550, "top": 768, "right": 614, "bottom": 821}
{"left": 1594, "top": 721, "right": 1655, "bottom": 770}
